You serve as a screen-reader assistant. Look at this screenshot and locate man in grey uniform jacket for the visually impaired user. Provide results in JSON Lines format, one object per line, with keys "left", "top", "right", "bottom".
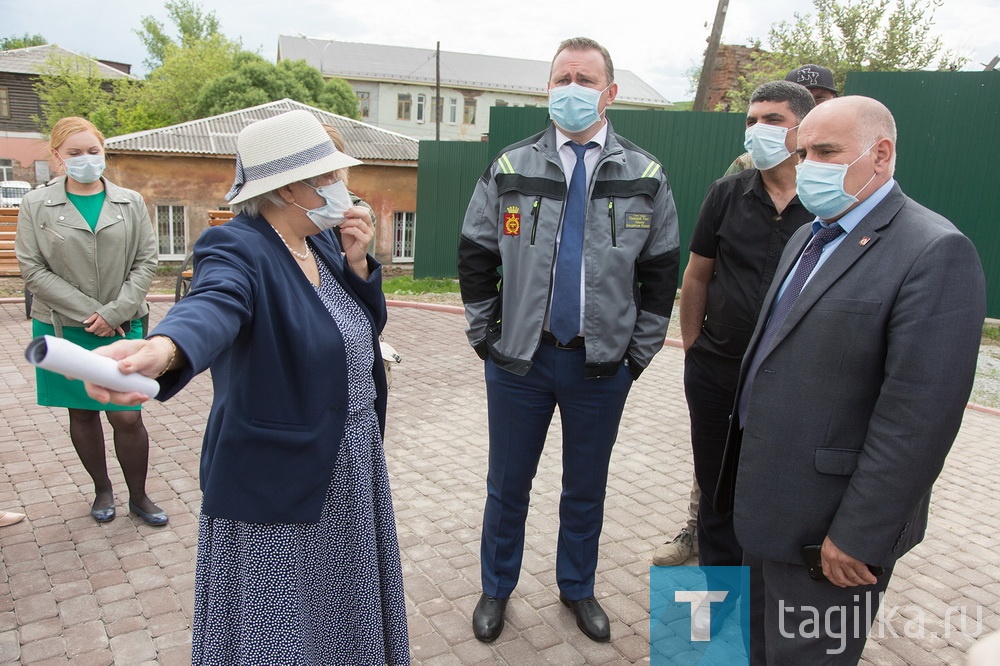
{"left": 717, "top": 96, "right": 986, "bottom": 663}
{"left": 458, "top": 37, "right": 679, "bottom": 644}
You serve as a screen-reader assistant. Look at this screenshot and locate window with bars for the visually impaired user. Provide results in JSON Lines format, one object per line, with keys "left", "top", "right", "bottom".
{"left": 392, "top": 211, "right": 416, "bottom": 262}
{"left": 156, "top": 205, "right": 187, "bottom": 259}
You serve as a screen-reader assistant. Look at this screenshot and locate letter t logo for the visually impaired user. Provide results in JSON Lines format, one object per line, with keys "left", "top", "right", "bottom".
{"left": 675, "top": 590, "right": 729, "bottom": 641}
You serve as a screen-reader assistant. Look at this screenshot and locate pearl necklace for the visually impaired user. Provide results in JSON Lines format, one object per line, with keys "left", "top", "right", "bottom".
{"left": 273, "top": 227, "right": 310, "bottom": 260}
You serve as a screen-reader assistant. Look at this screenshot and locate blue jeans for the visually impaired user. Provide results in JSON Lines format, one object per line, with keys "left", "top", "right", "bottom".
{"left": 480, "top": 342, "right": 633, "bottom": 599}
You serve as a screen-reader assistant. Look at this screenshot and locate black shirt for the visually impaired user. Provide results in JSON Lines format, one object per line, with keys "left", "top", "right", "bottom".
{"left": 687, "top": 169, "right": 814, "bottom": 391}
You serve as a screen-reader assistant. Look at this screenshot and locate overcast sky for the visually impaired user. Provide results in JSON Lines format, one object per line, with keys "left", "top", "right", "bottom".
{"left": 2, "top": 0, "right": 997, "bottom": 103}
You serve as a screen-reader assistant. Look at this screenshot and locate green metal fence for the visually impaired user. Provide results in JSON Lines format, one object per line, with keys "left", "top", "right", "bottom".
{"left": 412, "top": 140, "right": 491, "bottom": 279}
{"left": 414, "top": 106, "right": 746, "bottom": 279}
{"left": 415, "top": 72, "right": 1000, "bottom": 317}
{"left": 844, "top": 72, "right": 1000, "bottom": 317}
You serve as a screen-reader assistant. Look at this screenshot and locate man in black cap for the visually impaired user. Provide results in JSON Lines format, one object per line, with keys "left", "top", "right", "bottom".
{"left": 654, "top": 62, "right": 839, "bottom": 567}
{"left": 721, "top": 65, "right": 837, "bottom": 189}
{"left": 784, "top": 63, "right": 838, "bottom": 104}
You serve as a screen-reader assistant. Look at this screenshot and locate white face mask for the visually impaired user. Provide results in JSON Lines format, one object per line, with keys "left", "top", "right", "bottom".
{"left": 295, "top": 180, "right": 353, "bottom": 230}
{"left": 548, "top": 82, "right": 610, "bottom": 134}
{"left": 63, "top": 153, "right": 106, "bottom": 183}
{"left": 795, "top": 142, "right": 878, "bottom": 219}
{"left": 744, "top": 123, "right": 797, "bottom": 171}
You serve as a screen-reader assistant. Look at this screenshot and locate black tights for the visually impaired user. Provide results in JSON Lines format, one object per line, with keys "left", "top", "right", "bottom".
{"left": 67, "top": 409, "right": 159, "bottom": 513}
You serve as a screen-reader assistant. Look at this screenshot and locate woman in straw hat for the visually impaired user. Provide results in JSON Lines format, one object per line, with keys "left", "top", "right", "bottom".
{"left": 83, "top": 110, "right": 409, "bottom": 664}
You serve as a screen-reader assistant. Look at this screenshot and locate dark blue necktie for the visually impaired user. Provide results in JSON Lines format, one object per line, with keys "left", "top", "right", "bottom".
{"left": 737, "top": 224, "right": 844, "bottom": 426}
{"left": 550, "top": 141, "right": 597, "bottom": 345}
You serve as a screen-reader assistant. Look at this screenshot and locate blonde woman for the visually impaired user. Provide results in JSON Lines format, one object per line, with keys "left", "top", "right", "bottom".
{"left": 15, "top": 117, "right": 164, "bottom": 526}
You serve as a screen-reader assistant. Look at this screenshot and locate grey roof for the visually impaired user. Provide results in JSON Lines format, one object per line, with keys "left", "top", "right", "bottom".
{"left": 278, "top": 36, "right": 671, "bottom": 107}
{"left": 0, "top": 44, "right": 136, "bottom": 79}
{"left": 104, "top": 99, "right": 419, "bottom": 163}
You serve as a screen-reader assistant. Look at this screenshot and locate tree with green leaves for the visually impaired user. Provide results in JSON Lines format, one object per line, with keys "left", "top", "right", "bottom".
{"left": 134, "top": 0, "right": 225, "bottom": 70}
{"left": 194, "top": 54, "right": 360, "bottom": 119}
{"left": 724, "top": 0, "right": 968, "bottom": 110}
{"left": 134, "top": 32, "right": 240, "bottom": 129}
{"left": 1, "top": 33, "right": 47, "bottom": 50}
{"left": 32, "top": 52, "right": 118, "bottom": 135}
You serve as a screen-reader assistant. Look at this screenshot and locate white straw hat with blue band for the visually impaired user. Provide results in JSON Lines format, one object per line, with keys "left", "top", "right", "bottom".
{"left": 225, "top": 109, "right": 362, "bottom": 205}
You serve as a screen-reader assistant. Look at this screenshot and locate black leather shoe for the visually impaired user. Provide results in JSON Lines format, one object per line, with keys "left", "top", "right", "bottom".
{"left": 560, "top": 593, "right": 610, "bottom": 642}
{"left": 129, "top": 500, "right": 168, "bottom": 527}
{"left": 472, "top": 593, "right": 508, "bottom": 642}
{"left": 90, "top": 500, "right": 116, "bottom": 523}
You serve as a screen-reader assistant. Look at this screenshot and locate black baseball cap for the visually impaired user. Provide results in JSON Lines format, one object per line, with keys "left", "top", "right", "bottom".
{"left": 785, "top": 64, "right": 837, "bottom": 93}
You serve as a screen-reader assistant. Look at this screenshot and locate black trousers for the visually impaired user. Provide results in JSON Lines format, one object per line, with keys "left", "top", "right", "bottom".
{"left": 684, "top": 355, "right": 743, "bottom": 567}
{"left": 745, "top": 552, "right": 894, "bottom": 665}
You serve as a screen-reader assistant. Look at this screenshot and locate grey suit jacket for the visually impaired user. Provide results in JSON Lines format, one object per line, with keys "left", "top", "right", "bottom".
{"left": 717, "top": 183, "right": 986, "bottom": 567}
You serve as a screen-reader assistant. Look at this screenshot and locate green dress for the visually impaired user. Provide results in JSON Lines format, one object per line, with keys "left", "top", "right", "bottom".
{"left": 33, "top": 191, "right": 144, "bottom": 412}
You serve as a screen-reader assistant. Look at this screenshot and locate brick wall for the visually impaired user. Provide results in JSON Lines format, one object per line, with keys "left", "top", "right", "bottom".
{"left": 105, "top": 153, "right": 416, "bottom": 264}
{"left": 707, "top": 45, "right": 763, "bottom": 112}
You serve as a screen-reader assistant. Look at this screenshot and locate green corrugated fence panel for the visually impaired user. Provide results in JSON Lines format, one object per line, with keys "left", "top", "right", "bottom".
{"left": 415, "top": 105, "right": 746, "bottom": 281}
{"left": 413, "top": 140, "right": 490, "bottom": 278}
{"left": 845, "top": 72, "right": 1000, "bottom": 318}
{"left": 414, "top": 73, "right": 1000, "bottom": 317}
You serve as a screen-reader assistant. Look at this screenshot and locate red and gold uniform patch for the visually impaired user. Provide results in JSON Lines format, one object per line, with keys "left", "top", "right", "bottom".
{"left": 504, "top": 206, "right": 521, "bottom": 236}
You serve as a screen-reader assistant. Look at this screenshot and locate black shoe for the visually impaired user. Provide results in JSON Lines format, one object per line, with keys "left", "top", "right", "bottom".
{"left": 560, "top": 593, "right": 610, "bottom": 642}
{"left": 472, "top": 593, "right": 508, "bottom": 642}
{"left": 129, "top": 500, "right": 168, "bottom": 527}
{"left": 90, "top": 497, "right": 116, "bottom": 523}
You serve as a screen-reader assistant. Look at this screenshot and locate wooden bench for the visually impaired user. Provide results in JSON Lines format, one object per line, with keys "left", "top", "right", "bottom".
{"left": 0, "top": 208, "right": 20, "bottom": 278}
{"left": 175, "top": 210, "right": 235, "bottom": 301}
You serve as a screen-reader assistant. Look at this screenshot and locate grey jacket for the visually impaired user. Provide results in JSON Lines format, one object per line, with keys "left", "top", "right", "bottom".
{"left": 15, "top": 176, "right": 157, "bottom": 334}
{"left": 458, "top": 122, "right": 680, "bottom": 378}
{"left": 717, "top": 184, "right": 986, "bottom": 567}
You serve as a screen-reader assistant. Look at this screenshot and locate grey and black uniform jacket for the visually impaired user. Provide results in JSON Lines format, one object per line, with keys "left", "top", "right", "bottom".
{"left": 458, "top": 121, "right": 680, "bottom": 379}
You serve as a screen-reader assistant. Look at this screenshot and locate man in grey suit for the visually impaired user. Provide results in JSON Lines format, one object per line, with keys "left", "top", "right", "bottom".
{"left": 716, "top": 96, "right": 986, "bottom": 663}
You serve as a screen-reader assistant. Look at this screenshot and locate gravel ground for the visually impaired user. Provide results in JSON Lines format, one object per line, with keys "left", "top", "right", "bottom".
{"left": 3, "top": 276, "right": 998, "bottom": 410}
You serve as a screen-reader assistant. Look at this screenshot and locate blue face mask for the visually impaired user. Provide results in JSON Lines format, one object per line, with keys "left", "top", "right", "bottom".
{"left": 64, "top": 154, "right": 106, "bottom": 184}
{"left": 744, "top": 123, "right": 797, "bottom": 170}
{"left": 294, "top": 179, "right": 353, "bottom": 231}
{"left": 795, "top": 143, "right": 878, "bottom": 219}
{"left": 548, "top": 82, "right": 610, "bottom": 134}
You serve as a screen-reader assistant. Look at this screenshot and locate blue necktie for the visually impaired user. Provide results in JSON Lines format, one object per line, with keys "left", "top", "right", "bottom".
{"left": 550, "top": 141, "right": 596, "bottom": 345}
{"left": 736, "top": 223, "right": 844, "bottom": 427}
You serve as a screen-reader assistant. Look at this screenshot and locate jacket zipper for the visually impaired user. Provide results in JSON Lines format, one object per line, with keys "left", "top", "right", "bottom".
{"left": 608, "top": 197, "right": 617, "bottom": 247}
{"left": 529, "top": 197, "right": 541, "bottom": 245}
{"left": 40, "top": 222, "right": 66, "bottom": 241}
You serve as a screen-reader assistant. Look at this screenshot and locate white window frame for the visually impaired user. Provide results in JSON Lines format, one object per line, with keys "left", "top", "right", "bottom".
{"left": 416, "top": 94, "right": 425, "bottom": 123}
{"left": 392, "top": 211, "right": 416, "bottom": 263}
{"left": 156, "top": 204, "right": 187, "bottom": 260}
{"left": 449, "top": 98, "right": 458, "bottom": 124}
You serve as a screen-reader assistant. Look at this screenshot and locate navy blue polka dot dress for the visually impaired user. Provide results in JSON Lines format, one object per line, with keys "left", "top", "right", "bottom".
{"left": 191, "top": 253, "right": 410, "bottom": 665}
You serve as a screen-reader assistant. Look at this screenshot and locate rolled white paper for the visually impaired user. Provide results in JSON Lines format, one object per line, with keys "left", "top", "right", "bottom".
{"left": 25, "top": 335, "right": 160, "bottom": 397}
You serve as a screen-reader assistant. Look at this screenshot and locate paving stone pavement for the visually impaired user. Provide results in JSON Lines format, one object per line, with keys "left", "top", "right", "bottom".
{"left": 0, "top": 298, "right": 998, "bottom": 665}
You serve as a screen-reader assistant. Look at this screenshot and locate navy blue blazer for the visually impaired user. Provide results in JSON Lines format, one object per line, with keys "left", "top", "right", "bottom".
{"left": 150, "top": 213, "right": 388, "bottom": 523}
